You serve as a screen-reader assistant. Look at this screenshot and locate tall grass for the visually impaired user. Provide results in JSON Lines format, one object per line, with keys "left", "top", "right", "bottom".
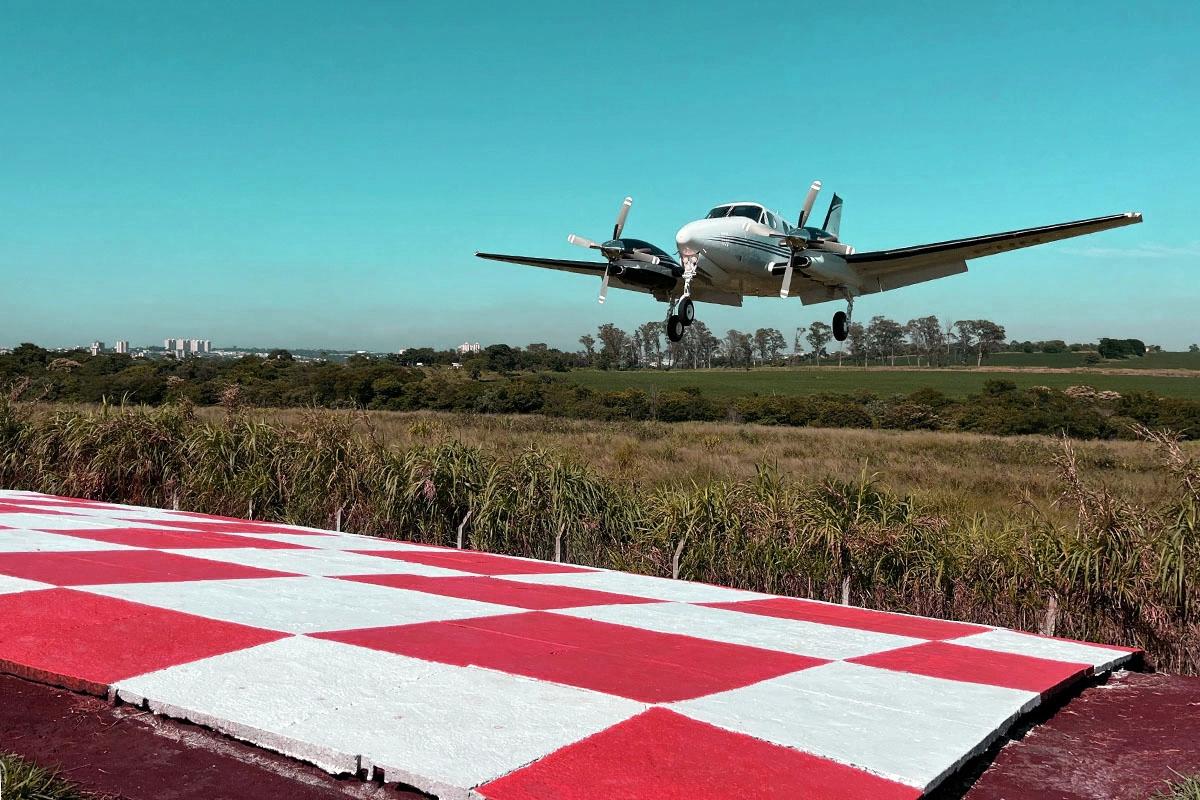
{"left": 1, "top": 394, "right": 1195, "bottom": 673}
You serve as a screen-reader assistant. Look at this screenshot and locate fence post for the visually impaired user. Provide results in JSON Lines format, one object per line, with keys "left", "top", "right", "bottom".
{"left": 841, "top": 575, "right": 851, "bottom": 606}
{"left": 456, "top": 510, "right": 473, "bottom": 550}
{"left": 1039, "top": 593, "right": 1059, "bottom": 637}
{"left": 172, "top": 491, "right": 179, "bottom": 511}
{"left": 554, "top": 523, "right": 565, "bottom": 563}
{"left": 671, "top": 532, "right": 689, "bottom": 580}
{"left": 247, "top": 499, "right": 254, "bottom": 520}
{"left": 335, "top": 507, "right": 342, "bottom": 532}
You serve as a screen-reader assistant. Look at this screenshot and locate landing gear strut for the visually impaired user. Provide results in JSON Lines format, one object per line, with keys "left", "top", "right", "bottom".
{"left": 832, "top": 295, "right": 855, "bottom": 342}
{"left": 667, "top": 257, "right": 699, "bottom": 343}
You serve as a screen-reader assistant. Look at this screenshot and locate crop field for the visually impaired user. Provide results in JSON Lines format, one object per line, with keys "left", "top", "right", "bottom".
{"left": 564, "top": 364, "right": 1200, "bottom": 400}
{"left": 974, "top": 350, "right": 1200, "bottom": 370}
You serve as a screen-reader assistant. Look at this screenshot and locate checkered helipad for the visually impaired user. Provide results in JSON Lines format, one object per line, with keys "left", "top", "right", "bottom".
{"left": 0, "top": 490, "right": 1140, "bottom": 799}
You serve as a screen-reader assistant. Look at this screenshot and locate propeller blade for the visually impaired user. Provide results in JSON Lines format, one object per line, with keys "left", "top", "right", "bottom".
{"left": 568, "top": 234, "right": 597, "bottom": 249}
{"left": 780, "top": 261, "right": 794, "bottom": 298}
{"left": 598, "top": 266, "right": 610, "bottom": 304}
{"left": 612, "top": 196, "right": 632, "bottom": 240}
{"left": 628, "top": 250, "right": 660, "bottom": 265}
{"left": 798, "top": 180, "right": 822, "bottom": 227}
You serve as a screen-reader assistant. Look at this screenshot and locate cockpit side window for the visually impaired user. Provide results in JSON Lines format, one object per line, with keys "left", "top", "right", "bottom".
{"left": 727, "top": 205, "right": 764, "bottom": 223}
{"left": 705, "top": 206, "right": 732, "bottom": 219}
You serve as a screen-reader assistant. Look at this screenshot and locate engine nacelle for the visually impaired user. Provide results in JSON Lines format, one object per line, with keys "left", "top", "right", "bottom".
{"left": 799, "top": 253, "right": 860, "bottom": 289}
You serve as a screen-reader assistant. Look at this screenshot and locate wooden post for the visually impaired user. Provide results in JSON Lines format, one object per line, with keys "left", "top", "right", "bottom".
{"left": 554, "top": 523, "right": 565, "bottom": 563}
{"left": 841, "top": 575, "right": 851, "bottom": 606}
{"left": 671, "top": 532, "right": 689, "bottom": 580}
{"left": 1039, "top": 593, "right": 1059, "bottom": 637}
{"left": 456, "top": 510, "right": 473, "bottom": 550}
{"left": 335, "top": 507, "right": 342, "bottom": 532}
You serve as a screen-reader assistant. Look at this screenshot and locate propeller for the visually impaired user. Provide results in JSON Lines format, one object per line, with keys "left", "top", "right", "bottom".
{"left": 567, "top": 196, "right": 660, "bottom": 303}
{"left": 797, "top": 180, "right": 822, "bottom": 227}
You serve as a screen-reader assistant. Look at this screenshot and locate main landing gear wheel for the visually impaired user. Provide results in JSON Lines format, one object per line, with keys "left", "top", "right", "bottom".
{"left": 667, "top": 314, "right": 686, "bottom": 343}
{"left": 833, "top": 310, "right": 849, "bottom": 342}
{"left": 678, "top": 297, "right": 695, "bottom": 326}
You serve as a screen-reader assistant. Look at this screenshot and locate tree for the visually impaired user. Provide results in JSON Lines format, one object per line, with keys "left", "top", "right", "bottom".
{"left": 595, "top": 324, "right": 629, "bottom": 370}
{"left": 846, "top": 323, "right": 867, "bottom": 366}
{"left": 753, "top": 328, "right": 787, "bottom": 365}
{"left": 1191, "top": 344, "right": 1199, "bottom": 353}
{"left": 578, "top": 334, "right": 596, "bottom": 367}
{"left": 905, "top": 316, "right": 944, "bottom": 367}
{"left": 723, "top": 329, "right": 753, "bottom": 369}
{"left": 866, "top": 316, "right": 906, "bottom": 366}
{"left": 972, "top": 320, "right": 1007, "bottom": 366}
{"left": 636, "top": 322, "right": 664, "bottom": 367}
{"left": 267, "top": 349, "right": 294, "bottom": 362}
{"left": 805, "top": 322, "right": 833, "bottom": 365}
{"left": 1098, "top": 338, "right": 1146, "bottom": 359}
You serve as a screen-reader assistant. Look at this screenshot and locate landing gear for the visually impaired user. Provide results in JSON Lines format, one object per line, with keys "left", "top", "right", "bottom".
{"left": 678, "top": 297, "right": 695, "bottom": 325}
{"left": 832, "top": 294, "right": 855, "bottom": 341}
{"left": 833, "top": 311, "right": 848, "bottom": 342}
{"left": 667, "top": 314, "right": 686, "bottom": 342}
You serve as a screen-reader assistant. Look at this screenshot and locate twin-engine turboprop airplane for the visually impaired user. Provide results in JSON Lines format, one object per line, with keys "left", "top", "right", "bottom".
{"left": 475, "top": 182, "right": 1142, "bottom": 344}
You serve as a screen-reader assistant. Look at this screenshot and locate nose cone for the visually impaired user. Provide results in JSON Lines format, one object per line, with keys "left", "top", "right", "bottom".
{"left": 676, "top": 220, "right": 710, "bottom": 256}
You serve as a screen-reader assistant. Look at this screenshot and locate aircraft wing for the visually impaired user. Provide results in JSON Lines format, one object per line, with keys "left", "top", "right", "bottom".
{"left": 846, "top": 212, "right": 1142, "bottom": 292}
{"left": 475, "top": 252, "right": 610, "bottom": 278}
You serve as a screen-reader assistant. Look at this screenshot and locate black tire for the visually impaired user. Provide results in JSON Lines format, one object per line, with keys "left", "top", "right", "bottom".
{"left": 833, "top": 310, "right": 848, "bottom": 341}
{"left": 678, "top": 297, "right": 695, "bottom": 325}
{"left": 667, "top": 315, "right": 685, "bottom": 342}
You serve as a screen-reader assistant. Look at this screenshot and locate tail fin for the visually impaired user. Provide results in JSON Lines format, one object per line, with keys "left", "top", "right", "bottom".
{"left": 822, "top": 194, "right": 843, "bottom": 239}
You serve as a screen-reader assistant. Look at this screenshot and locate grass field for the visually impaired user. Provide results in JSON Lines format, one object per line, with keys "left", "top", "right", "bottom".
{"left": 207, "top": 408, "right": 1196, "bottom": 522}
{"left": 564, "top": 364, "right": 1200, "bottom": 400}
{"left": 971, "top": 350, "right": 1200, "bottom": 370}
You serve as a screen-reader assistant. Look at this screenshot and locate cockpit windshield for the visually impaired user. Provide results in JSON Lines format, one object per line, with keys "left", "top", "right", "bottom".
{"left": 727, "top": 205, "right": 764, "bottom": 223}
{"left": 705, "top": 206, "right": 731, "bottom": 219}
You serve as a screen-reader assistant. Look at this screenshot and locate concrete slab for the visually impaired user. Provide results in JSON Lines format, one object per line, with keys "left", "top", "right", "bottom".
{"left": 115, "top": 636, "right": 644, "bottom": 799}
{"left": 503, "top": 567, "right": 770, "bottom": 602}
{"left": 161, "top": 546, "right": 473, "bottom": 576}
{"left": 557, "top": 600, "right": 926, "bottom": 660}
{"left": 0, "top": 490, "right": 1143, "bottom": 799}
{"left": 84, "top": 575, "right": 518, "bottom": 634}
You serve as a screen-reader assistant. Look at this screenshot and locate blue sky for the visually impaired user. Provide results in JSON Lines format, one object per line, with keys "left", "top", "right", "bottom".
{"left": 1, "top": 1, "right": 1197, "bottom": 351}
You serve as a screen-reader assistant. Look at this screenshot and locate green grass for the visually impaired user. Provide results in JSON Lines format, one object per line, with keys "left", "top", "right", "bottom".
{"left": 0, "top": 754, "right": 94, "bottom": 800}
{"left": 564, "top": 365, "right": 1200, "bottom": 400}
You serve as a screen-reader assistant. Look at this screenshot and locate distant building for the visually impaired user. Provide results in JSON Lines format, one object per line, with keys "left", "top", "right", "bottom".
{"left": 457, "top": 341, "right": 482, "bottom": 355}
{"left": 89, "top": 341, "right": 105, "bottom": 356}
{"left": 164, "top": 337, "right": 211, "bottom": 356}
{"left": 115, "top": 340, "right": 129, "bottom": 354}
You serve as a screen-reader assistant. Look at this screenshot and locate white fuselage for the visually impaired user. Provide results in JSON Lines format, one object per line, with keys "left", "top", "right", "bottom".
{"left": 675, "top": 204, "right": 859, "bottom": 298}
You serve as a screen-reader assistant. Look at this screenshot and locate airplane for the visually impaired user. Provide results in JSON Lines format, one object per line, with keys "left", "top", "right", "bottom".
{"left": 475, "top": 182, "right": 1142, "bottom": 344}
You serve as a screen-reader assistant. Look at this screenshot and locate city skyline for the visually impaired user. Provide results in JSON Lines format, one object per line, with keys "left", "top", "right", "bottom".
{"left": 1, "top": 2, "right": 1196, "bottom": 350}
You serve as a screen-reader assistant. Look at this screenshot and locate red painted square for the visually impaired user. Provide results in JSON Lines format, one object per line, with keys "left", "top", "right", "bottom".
{"left": 338, "top": 574, "right": 661, "bottom": 610}
{"left": 0, "top": 550, "right": 300, "bottom": 586}
{"left": 348, "top": 549, "right": 595, "bottom": 576}
{"left": 850, "top": 641, "right": 1091, "bottom": 694}
{"left": 315, "top": 611, "right": 824, "bottom": 702}
{"left": 141, "top": 518, "right": 336, "bottom": 536}
{"left": 0, "top": 588, "right": 287, "bottom": 694}
{"left": 705, "top": 597, "right": 989, "bottom": 640}
{"left": 478, "top": 707, "right": 921, "bottom": 800}
{"left": 43, "top": 526, "right": 313, "bottom": 551}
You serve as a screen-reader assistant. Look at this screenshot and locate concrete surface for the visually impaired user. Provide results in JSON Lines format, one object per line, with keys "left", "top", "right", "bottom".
{"left": 0, "top": 489, "right": 1143, "bottom": 799}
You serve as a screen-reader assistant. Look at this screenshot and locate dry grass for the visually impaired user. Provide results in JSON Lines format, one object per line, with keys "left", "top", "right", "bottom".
{"left": 199, "top": 407, "right": 1193, "bottom": 522}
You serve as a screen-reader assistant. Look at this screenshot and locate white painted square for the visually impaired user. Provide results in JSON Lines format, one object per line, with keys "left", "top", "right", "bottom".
{"left": 0, "top": 528, "right": 142, "bottom": 553}
{"left": 162, "top": 547, "right": 472, "bottom": 577}
{"left": 114, "top": 636, "right": 643, "bottom": 798}
{"left": 82, "top": 575, "right": 517, "bottom": 634}
{"left": 215, "top": 531, "right": 441, "bottom": 551}
{"left": 952, "top": 628, "right": 1136, "bottom": 673}
{"left": 0, "top": 513, "right": 174, "bottom": 531}
{"left": 555, "top": 602, "right": 924, "bottom": 660}
{"left": 673, "top": 661, "right": 1037, "bottom": 790}
{"left": 0, "top": 574, "right": 52, "bottom": 595}
{"left": 503, "top": 569, "right": 769, "bottom": 603}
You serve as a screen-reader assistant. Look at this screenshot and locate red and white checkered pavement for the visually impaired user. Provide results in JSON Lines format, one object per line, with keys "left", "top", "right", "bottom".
{"left": 0, "top": 489, "right": 1140, "bottom": 799}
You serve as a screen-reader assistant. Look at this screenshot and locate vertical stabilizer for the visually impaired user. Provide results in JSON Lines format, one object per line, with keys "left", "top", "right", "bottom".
{"left": 822, "top": 194, "right": 844, "bottom": 238}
